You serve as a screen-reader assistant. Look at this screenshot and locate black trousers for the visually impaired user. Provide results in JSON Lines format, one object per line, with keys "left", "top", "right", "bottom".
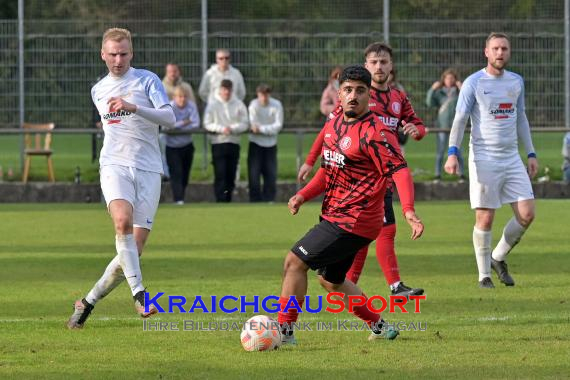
{"left": 247, "top": 142, "right": 277, "bottom": 202}
{"left": 211, "top": 143, "right": 240, "bottom": 202}
{"left": 166, "top": 143, "right": 195, "bottom": 202}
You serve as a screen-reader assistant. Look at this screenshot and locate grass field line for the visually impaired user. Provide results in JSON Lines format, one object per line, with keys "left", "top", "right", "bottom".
{"left": 0, "top": 314, "right": 265, "bottom": 323}
{"left": 2, "top": 314, "right": 561, "bottom": 324}
{"left": 0, "top": 316, "right": 145, "bottom": 323}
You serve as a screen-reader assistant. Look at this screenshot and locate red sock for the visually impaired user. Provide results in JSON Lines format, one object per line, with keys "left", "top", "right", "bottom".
{"left": 350, "top": 293, "right": 381, "bottom": 326}
{"left": 375, "top": 224, "right": 401, "bottom": 286}
{"left": 346, "top": 245, "right": 369, "bottom": 284}
{"left": 278, "top": 296, "right": 304, "bottom": 330}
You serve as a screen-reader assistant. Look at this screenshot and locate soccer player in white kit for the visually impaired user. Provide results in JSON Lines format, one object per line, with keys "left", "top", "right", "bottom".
{"left": 444, "top": 32, "right": 539, "bottom": 288}
{"left": 67, "top": 28, "right": 175, "bottom": 328}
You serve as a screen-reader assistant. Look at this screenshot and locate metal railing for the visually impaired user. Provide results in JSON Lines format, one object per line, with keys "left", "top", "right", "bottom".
{"left": 3, "top": 127, "right": 569, "bottom": 177}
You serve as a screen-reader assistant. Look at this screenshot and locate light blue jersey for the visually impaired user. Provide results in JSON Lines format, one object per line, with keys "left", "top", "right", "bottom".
{"left": 450, "top": 69, "right": 534, "bottom": 161}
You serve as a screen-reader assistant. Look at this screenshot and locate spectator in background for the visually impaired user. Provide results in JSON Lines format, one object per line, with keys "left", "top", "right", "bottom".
{"left": 162, "top": 63, "right": 196, "bottom": 102}
{"left": 204, "top": 79, "right": 248, "bottom": 202}
{"left": 387, "top": 68, "right": 405, "bottom": 92}
{"left": 160, "top": 63, "right": 196, "bottom": 181}
{"left": 427, "top": 68, "right": 465, "bottom": 181}
{"left": 165, "top": 83, "right": 200, "bottom": 205}
{"left": 199, "top": 49, "right": 246, "bottom": 104}
{"left": 563, "top": 132, "right": 570, "bottom": 184}
{"left": 319, "top": 66, "right": 342, "bottom": 116}
{"left": 248, "top": 84, "right": 283, "bottom": 202}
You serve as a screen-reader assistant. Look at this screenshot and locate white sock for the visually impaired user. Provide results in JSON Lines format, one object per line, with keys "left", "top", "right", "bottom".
{"left": 492, "top": 217, "right": 527, "bottom": 262}
{"left": 390, "top": 281, "right": 401, "bottom": 291}
{"left": 116, "top": 234, "right": 144, "bottom": 295}
{"left": 85, "top": 256, "right": 125, "bottom": 305}
{"left": 473, "top": 227, "right": 492, "bottom": 281}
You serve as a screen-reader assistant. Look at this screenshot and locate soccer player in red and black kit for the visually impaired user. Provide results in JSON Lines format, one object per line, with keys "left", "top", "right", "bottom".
{"left": 278, "top": 65, "right": 423, "bottom": 345}
{"left": 298, "top": 42, "right": 426, "bottom": 299}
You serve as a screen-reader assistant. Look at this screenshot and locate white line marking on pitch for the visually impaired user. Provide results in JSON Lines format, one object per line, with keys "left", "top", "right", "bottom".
{"left": 477, "top": 316, "right": 510, "bottom": 321}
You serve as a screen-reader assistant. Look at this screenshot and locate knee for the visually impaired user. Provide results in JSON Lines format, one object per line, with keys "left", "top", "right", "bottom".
{"left": 476, "top": 213, "right": 494, "bottom": 230}
{"left": 318, "top": 275, "right": 342, "bottom": 293}
{"left": 282, "top": 252, "right": 307, "bottom": 276}
{"left": 113, "top": 216, "right": 132, "bottom": 235}
{"left": 517, "top": 210, "right": 535, "bottom": 228}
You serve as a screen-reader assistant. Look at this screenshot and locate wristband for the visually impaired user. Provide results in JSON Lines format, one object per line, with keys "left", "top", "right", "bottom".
{"left": 448, "top": 146, "right": 460, "bottom": 156}
{"left": 527, "top": 153, "right": 536, "bottom": 159}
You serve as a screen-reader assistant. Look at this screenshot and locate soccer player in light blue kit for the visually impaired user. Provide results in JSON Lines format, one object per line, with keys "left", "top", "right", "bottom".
{"left": 445, "top": 32, "right": 539, "bottom": 288}
{"left": 68, "top": 28, "right": 175, "bottom": 328}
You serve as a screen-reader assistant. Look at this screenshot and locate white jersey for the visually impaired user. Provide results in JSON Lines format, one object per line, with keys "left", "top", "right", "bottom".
{"left": 92, "top": 67, "right": 170, "bottom": 173}
{"left": 454, "top": 69, "right": 533, "bottom": 161}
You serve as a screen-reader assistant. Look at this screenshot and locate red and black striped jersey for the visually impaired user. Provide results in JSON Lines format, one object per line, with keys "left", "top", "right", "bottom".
{"left": 306, "top": 85, "right": 425, "bottom": 167}
{"left": 299, "top": 111, "right": 408, "bottom": 239}
{"left": 368, "top": 86, "right": 425, "bottom": 136}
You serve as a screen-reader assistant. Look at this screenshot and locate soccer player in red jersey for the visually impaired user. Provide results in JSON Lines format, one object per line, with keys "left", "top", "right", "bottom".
{"left": 278, "top": 65, "right": 424, "bottom": 345}
{"left": 298, "top": 42, "right": 426, "bottom": 299}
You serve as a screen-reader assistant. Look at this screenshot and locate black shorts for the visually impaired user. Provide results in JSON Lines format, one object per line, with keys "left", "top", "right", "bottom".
{"left": 291, "top": 219, "right": 372, "bottom": 284}
{"left": 383, "top": 188, "right": 395, "bottom": 226}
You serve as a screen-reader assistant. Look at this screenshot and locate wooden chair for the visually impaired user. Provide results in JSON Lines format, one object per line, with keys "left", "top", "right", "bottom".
{"left": 22, "top": 122, "right": 55, "bottom": 183}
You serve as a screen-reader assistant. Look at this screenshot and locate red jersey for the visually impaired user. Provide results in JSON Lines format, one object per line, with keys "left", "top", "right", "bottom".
{"left": 298, "top": 111, "right": 410, "bottom": 240}
{"left": 307, "top": 86, "right": 426, "bottom": 166}
{"left": 368, "top": 86, "right": 425, "bottom": 136}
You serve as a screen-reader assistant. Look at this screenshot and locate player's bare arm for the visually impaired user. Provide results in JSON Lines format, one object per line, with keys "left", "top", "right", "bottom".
{"left": 297, "top": 163, "right": 314, "bottom": 183}
{"left": 288, "top": 194, "right": 305, "bottom": 215}
{"left": 527, "top": 157, "right": 539, "bottom": 179}
{"left": 107, "top": 97, "right": 137, "bottom": 113}
{"left": 404, "top": 210, "right": 424, "bottom": 240}
{"left": 444, "top": 154, "right": 459, "bottom": 175}
{"left": 402, "top": 122, "right": 420, "bottom": 139}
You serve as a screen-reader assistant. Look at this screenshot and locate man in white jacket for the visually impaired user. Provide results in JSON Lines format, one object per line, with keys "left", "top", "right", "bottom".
{"left": 204, "top": 79, "right": 249, "bottom": 202}
{"left": 248, "top": 84, "right": 283, "bottom": 202}
{"left": 199, "top": 49, "right": 246, "bottom": 104}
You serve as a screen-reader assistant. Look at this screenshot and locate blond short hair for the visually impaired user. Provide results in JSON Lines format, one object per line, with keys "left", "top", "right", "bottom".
{"left": 102, "top": 28, "right": 132, "bottom": 51}
{"left": 174, "top": 83, "right": 193, "bottom": 98}
{"left": 486, "top": 32, "right": 510, "bottom": 46}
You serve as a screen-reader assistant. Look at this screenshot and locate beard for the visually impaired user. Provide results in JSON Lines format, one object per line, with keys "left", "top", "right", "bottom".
{"left": 344, "top": 110, "right": 358, "bottom": 118}
{"left": 373, "top": 72, "right": 389, "bottom": 85}
{"left": 491, "top": 60, "right": 507, "bottom": 70}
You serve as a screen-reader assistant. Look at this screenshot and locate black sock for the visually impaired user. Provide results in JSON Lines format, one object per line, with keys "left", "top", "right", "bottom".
{"left": 371, "top": 320, "right": 385, "bottom": 334}
{"left": 280, "top": 323, "right": 293, "bottom": 336}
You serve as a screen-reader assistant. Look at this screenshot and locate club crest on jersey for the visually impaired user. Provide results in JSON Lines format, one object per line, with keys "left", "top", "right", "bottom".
{"left": 391, "top": 102, "right": 401, "bottom": 114}
{"left": 489, "top": 103, "right": 514, "bottom": 119}
{"left": 339, "top": 136, "right": 352, "bottom": 151}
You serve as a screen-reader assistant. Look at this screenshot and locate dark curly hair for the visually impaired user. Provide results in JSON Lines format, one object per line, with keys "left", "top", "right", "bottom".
{"left": 338, "top": 65, "right": 371, "bottom": 88}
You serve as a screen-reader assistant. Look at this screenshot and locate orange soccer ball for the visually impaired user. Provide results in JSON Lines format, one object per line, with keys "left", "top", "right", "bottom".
{"left": 240, "top": 315, "right": 282, "bottom": 352}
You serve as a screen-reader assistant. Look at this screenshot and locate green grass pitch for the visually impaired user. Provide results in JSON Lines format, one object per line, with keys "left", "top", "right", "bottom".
{"left": 0, "top": 200, "right": 568, "bottom": 379}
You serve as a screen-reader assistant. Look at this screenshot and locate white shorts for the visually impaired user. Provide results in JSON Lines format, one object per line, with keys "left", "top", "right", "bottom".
{"left": 469, "top": 156, "right": 534, "bottom": 209}
{"left": 100, "top": 165, "right": 161, "bottom": 230}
